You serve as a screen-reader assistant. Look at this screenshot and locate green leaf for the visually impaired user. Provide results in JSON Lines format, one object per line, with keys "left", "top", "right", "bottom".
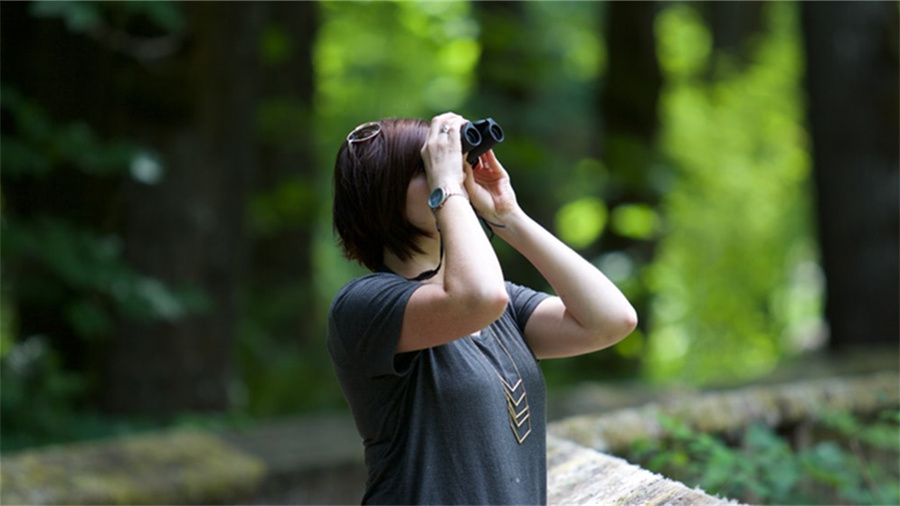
{"left": 30, "top": 1, "right": 102, "bottom": 33}
{"left": 65, "top": 299, "right": 113, "bottom": 339}
{"left": 261, "top": 24, "right": 294, "bottom": 65}
{"left": 611, "top": 203, "right": 661, "bottom": 240}
{"left": 555, "top": 197, "right": 607, "bottom": 249}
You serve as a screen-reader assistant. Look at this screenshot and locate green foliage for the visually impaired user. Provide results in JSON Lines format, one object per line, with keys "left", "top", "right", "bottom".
{"left": 1, "top": 87, "right": 211, "bottom": 336}
{"left": 2, "top": 0, "right": 843, "bottom": 451}
{"left": 1, "top": 86, "right": 139, "bottom": 178}
{"left": 629, "top": 411, "right": 900, "bottom": 505}
{"left": 611, "top": 204, "right": 661, "bottom": 241}
{"left": 555, "top": 197, "right": 608, "bottom": 249}
{"left": 316, "top": 0, "right": 478, "bottom": 125}
{"left": 2, "top": 219, "right": 209, "bottom": 335}
{"left": 30, "top": 1, "right": 184, "bottom": 35}
{"left": 645, "top": 2, "right": 821, "bottom": 385}
{"left": 1, "top": 336, "right": 88, "bottom": 450}
{"left": 1, "top": 85, "right": 209, "bottom": 450}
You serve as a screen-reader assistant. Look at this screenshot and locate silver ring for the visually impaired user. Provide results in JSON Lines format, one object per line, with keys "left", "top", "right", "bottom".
{"left": 440, "top": 124, "right": 451, "bottom": 134}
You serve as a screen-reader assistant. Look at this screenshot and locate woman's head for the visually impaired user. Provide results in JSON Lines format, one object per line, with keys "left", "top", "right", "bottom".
{"left": 333, "top": 117, "right": 431, "bottom": 271}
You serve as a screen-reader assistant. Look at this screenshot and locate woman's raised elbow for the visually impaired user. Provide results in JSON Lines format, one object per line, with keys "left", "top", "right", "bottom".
{"left": 622, "top": 305, "right": 639, "bottom": 335}
{"left": 592, "top": 305, "right": 638, "bottom": 349}
{"left": 464, "top": 285, "right": 508, "bottom": 325}
{"left": 482, "top": 286, "right": 510, "bottom": 321}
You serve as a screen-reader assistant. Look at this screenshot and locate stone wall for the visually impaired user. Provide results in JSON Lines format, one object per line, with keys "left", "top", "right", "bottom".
{"left": 0, "top": 431, "right": 265, "bottom": 505}
{"left": 2, "top": 370, "right": 895, "bottom": 505}
{"left": 0, "top": 428, "right": 733, "bottom": 505}
{"left": 550, "top": 370, "right": 899, "bottom": 455}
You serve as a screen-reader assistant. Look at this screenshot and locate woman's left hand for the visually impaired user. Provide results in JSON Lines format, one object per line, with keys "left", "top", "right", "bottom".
{"left": 465, "top": 150, "right": 519, "bottom": 227}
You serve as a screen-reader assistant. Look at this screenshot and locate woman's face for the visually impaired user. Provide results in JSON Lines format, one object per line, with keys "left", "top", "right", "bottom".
{"left": 405, "top": 167, "right": 437, "bottom": 237}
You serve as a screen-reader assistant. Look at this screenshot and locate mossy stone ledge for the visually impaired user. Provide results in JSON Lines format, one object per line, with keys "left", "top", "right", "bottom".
{"left": 0, "top": 430, "right": 266, "bottom": 505}
{"left": 549, "top": 371, "right": 899, "bottom": 455}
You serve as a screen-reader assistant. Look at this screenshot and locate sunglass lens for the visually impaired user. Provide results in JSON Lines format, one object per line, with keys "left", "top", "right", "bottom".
{"left": 349, "top": 123, "right": 380, "bottom": 142}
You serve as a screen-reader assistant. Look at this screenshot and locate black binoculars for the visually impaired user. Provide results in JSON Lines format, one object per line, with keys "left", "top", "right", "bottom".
{"left": 460, "top": 118, "right": 504, "bottom": 165}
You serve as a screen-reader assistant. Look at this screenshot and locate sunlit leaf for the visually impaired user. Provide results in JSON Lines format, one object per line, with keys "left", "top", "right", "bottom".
{"left": 611, "top": 203, "right": 661, "bottom": 240}
{"left": 555, "top": 197, "right": 607, "bottom": 249}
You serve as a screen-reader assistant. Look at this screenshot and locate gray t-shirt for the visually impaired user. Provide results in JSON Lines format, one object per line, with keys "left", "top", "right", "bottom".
{"left": 328, "top": 272, "right": 550, "bottom": 505}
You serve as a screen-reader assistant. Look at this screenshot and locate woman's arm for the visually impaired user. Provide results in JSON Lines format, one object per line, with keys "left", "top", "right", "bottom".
{"left": 394, "top": 114, "right": 509, "bottom": 353}
{"left": 468, "top": 150, "right": 637, "bottom": 359}
{"left": 497, "top": 209, "right": 637, "bottom": 359}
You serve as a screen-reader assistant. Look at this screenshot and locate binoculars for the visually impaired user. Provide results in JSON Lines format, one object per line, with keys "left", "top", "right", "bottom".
{"left": 460, "top": 118, "right": 504, "bottom": 165}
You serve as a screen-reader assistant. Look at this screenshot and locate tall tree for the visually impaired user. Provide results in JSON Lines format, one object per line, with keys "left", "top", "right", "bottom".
{"left": 699, "top": 1, "right": 765, "bottom": 69}
{"left": 248, "top": 2, "right": 319, "bottom": 345}
{"left": 595, "top": 0, "right": 663, "bottom": 375}
{"left": 0, "top": 2, "right": 263, "bottom": 416}
{"left": 801, "top": 1, "right": 899, "bottom": 350}
{"left": 105, "top": 2, "right": 266, "bottom": 414}
{"left": 238, "top": 2, "right": 323, "bottom": 415}
{"left": 469, "top": 0, "right": 550, "bottom": 291}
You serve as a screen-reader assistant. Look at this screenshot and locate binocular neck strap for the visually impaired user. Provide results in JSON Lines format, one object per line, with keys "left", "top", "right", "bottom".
{"left": 408, "top": 213, "right": 504, "bottom": 282}
{"left": 410, "top": 234, "right": 443, "bottom": 282}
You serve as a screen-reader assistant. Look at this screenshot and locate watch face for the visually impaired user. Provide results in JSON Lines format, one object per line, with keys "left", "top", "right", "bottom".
{"left": 428, "top": 187, "right": 445, "bottom": 209}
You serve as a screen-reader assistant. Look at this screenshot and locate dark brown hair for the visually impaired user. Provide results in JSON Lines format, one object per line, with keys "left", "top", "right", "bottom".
{"left": 333, "top": 117, "right": 431, "bottom": 271}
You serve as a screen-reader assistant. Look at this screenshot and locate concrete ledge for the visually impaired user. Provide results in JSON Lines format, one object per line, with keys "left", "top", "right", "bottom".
{"left": 549, "top": 371, "right": 899, "bottom": 455}
{"left": 547, "top": 435, "right": 738, "bottom": 505}
{"left": 0, "top": 430, "right": 266, "bottom": 505}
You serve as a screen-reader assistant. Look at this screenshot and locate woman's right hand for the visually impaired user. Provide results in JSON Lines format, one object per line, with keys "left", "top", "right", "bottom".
{"left": 420, "top": 113, "right": 470, "bottom": 190}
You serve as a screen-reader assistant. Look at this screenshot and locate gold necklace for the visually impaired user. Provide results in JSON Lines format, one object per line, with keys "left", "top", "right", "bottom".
{"left": 468, "top": 329, "right": 532, "bottom": 444}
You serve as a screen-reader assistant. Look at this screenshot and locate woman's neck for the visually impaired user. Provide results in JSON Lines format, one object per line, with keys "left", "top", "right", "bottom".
{"left": 383, "top": 239, "right": 443, "bottom": 282}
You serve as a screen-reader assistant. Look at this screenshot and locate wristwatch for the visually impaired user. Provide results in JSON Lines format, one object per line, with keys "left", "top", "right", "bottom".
{"left": 428, "top": 186, "right": 467, "bottom": 213}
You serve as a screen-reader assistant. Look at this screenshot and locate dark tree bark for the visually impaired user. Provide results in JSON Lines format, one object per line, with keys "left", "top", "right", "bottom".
{"left": 469, "top": 0, "right": 550, "bottom": 291}
{"left": 594, "top": 1, "right": 663, "bottom": 376}
{"left": 247, "top": 1, "right": 320, "bottom": 345}
{"left": 801, "top": 2, "right": 899, "bottom": 350}
{"left": 600, "top": 1, "right": 663, "bottom": 146}
{"left": 699, "top": 1, "right": 766, "bottom": 67}
{"left": 3, "top": 1, "right": 322, "bottom": 417}
{"left": 104, "top": 3, "right": 266, "bottom": 414}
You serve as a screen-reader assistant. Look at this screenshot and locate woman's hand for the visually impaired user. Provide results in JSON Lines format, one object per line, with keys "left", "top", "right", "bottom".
{"left": 421, "top": 113, "right": 469, "bottom": 190}
{"left": 466, "top": 149, "right": 520, "bottom": 226}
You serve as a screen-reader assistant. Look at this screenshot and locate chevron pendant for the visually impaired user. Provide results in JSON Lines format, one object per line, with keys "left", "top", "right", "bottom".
{"left": 468, "top": 332, "right": 533, "bottom": 444}
{"left": 501, "top": 375, "right": 531, "bottom": 444}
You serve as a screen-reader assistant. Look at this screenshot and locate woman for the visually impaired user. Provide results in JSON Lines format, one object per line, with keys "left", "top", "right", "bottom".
{"left": 328, "top": 112, "right": 637, "bottom": 505}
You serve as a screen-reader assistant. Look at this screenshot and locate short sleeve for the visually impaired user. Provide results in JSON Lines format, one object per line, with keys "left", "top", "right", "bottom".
{"left": 328, "top": 273, "right": 422, "bottom": 378}
{"left": 505, "top": 281, "right": 551, "bottom": 332}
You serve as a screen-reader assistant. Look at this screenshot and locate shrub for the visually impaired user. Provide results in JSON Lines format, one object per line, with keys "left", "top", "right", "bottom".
{"left": 627, "top": 410, "right": 900, "bottom": 505}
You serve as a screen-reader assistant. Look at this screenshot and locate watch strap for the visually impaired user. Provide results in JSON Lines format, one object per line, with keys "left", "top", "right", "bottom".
{"left": 429, "top": 186, "right": 468, "bottom": 212}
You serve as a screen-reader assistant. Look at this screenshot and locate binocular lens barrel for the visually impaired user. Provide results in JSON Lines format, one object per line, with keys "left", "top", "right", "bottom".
{"left": 460, "top": 118, "right": 504, "bottom": 165}
{"left": 461, "top": 123, "right": 482, "bottom": 149}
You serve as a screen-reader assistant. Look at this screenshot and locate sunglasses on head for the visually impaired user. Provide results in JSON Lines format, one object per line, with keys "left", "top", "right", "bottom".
{"left": 346, "top": 121, "right": 382, "bottom": 156}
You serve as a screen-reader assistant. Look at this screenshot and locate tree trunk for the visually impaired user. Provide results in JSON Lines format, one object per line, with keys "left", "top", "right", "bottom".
{"left": 699, "top": 1, "right": 765, "bottom": 69}
{"left": 801, "top": 1, "right": 900, "bottom": 350}
{"left": 104, "top": 3, "right": 265, "bottom": 415}
{"left": 595, "top": 0, "right": 663, "bottom": 376}
{"left": 247, "top": 1, "right": 320, "bottom": 345}
{"left": 600, "top": 1, "right": 662, "bottom": 146}
{"left": 469, "top": 0, "right": 550, "bottom": 290}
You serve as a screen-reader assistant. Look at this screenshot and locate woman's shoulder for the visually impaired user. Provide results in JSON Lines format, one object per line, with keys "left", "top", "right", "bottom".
{"left": 330, "top": 271, "right": 417, "bottom": 314}
{"left": 336, "top": 271, "right": 411, "bottom": 296}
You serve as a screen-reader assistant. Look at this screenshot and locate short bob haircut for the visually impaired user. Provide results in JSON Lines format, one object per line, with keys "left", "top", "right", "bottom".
{"left": 333, "top": 117, "right": 431, "bottom": 272}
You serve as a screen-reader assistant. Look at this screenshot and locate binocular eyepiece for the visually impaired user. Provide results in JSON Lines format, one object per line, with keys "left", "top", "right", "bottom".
{"left": 460, "top": 118, "right": 504, "bottom": 165}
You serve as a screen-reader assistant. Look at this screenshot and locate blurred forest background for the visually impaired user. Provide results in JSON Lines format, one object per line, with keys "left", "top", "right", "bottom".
{"left": 1, "top": 1, "right": 897, "bottom": 452}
